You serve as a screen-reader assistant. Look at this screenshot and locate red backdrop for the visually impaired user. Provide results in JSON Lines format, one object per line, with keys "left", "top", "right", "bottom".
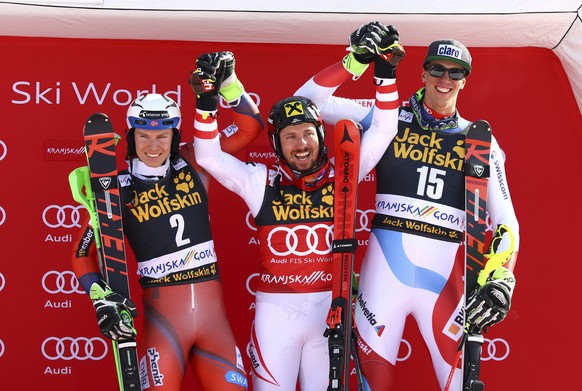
{"left": 0, "top": 36, "right": 580, "bottom": 390}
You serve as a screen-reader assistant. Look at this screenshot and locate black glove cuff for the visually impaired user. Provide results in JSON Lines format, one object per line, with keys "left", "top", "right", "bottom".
{"left": 196, "top": 95, "right": 218, "bottom": 112}
{"left": 374, "top": 57, "right": 397, "bottom": 79}
{"left": 353, "top": 52, "right": 375, "bottom": 64}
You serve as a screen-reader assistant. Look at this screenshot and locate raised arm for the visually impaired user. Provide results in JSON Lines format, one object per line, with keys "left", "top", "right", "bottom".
{"left": 189, "top": 51, "right": 264, "bottom": 155}
{"left": 295, "top": 22, "right": 404, "bottom": 181}
{"left": 189, "top": 51, "right": 267, "bottom": 216}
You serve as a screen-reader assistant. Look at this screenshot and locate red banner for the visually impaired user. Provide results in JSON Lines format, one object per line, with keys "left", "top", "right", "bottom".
{"left": 0, "top": 36, "right": 580, "bottom": 390}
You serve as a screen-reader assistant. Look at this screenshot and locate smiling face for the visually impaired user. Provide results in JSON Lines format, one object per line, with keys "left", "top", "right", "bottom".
{"left": 279, "top": 122, "right": 320, "bottom": 172}
{"left": 422, "top": 59, "right": 467, "bottom": 114}
{"left": 134, "top": 128, "right": 173, "bottom": 167}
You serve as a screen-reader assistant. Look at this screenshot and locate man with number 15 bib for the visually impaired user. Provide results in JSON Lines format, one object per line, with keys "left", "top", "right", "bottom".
{"left": 296, "top": 24, "right": 520, "bottom": 390}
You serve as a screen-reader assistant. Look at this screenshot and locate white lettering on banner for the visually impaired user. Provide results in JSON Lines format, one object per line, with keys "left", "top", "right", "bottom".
{"left": 362, "top": 172, "right": 375, "bottom": 182}
{"left": 44, "top": 300, "right": 73, "bottom": 309}
{"left": 45, "top": 234, "right": 73, "bottom": 243}
{"left": 44, "top": 366, "right": 72, "bottom": 375}
{"left": 11, "top": 81, "right": 182, "bottom": 106}
{"left": 260, "top": 271, "right": 333, "bottom": 286}
{"left": 0, "top": 339, "right": 4, "bottom": 357}
{"left": 248, "top": 237, "right": 261, "bottom": 245}
{"left": 0, "top": 272, "right": 5, "bottom": 291}
{"left": 0, "top": 206, "right": 6, "bottom": 226}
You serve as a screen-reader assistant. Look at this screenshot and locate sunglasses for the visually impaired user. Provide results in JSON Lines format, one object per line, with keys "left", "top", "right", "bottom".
{"left": 425, "top": 64, "right": 467, "bottom": 81}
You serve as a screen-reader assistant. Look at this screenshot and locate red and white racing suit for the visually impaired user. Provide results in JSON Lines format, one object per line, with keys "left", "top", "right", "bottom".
{"left": 296, "top": 72, "right": 520, "bottom": 391}
{"left": 71, "top": 92, "right": 263, "bottom": 391}
{"left": 194, "top": 61, "right": 399, "bottom": 391}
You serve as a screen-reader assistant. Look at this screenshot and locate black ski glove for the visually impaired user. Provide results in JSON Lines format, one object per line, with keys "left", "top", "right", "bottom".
{"left": 189, "top": 52, "right": 230, "bottom": 111}
{"left": 466, "top": 267, "right": 515, "bottom": 330}
{"left": 89, "top": 279, "right": 137, "bottom": 341}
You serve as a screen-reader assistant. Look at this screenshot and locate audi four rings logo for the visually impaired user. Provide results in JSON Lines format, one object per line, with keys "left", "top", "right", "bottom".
{"left": 356, "top": 209, "right": 374, "bottom": 233}
{"left": 42, "top": 337, "right": 108, "bottom": 361}
{"left": 397, "top": 339, "right": 412, "bottom": 362}
{"left": 245, "top": 209, "right": 374, "bottom": 233}
{"left": 481, "top": 337, "right": 510, "bottom": 361}
{"left": 0, "top": 272, "right": 5, "bottom": 292}
{"left": 0, "top": 206, "right": 5, "bottom": 226}
{"left": 267, "top": 224, "right": 333, "bottom": 256}
{"left": 42, "top": 204, "right": 84, "bottom": 228}
{"left": 42, "top": 271, "right": 84, "bottom": 294}
{"left": 0, "top": 140, "right": 6, "bottom": 161}
{"left": 245, "top": 211, "right": 257, "bottom": 231}
{"left": 246, "top": 273, "right": 260, "bottom": 296}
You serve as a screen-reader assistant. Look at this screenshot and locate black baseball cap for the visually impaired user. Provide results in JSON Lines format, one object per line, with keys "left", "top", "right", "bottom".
{"left": 424, "top": 39, "right": 472, "bottom": 74}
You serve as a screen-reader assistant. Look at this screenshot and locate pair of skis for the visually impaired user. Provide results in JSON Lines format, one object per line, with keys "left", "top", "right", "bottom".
{"left": 69, "top": 114, "right": 141, "bottom": 390}
{"left": 327, "top": 119, "right": 496, "bottom": 391}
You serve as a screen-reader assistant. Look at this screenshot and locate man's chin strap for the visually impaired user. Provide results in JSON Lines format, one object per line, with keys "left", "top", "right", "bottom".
{"left": 278, "top": 150, "right": 331, "bottom": 192}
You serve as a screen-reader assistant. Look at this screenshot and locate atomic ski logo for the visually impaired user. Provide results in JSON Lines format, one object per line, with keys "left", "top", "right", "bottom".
{"left": 340, "top": 123, "right": 354, "bottom": 144}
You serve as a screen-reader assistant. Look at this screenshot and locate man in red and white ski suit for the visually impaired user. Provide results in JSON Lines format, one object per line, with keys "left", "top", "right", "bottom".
{"left": 191, "top": 33, "right": 402, "bottom": 390}
{"left": 296, "top": 26, "right": 520, "bottom": 391}
{"left": 71, "top": 54, "right": 263, "bottom": 390}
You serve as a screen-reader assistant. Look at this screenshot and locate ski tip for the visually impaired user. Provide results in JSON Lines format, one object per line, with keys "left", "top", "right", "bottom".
{"left": 87, "top": 113, "right": 110, "bottom": 123}
{"left": 471, "top": 120, "right": 492, "bottom": 132}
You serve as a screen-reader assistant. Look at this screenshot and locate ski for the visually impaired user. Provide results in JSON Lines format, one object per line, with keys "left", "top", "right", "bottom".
{"left": 464, "top": 120, "right": 492, "bottom": 297}
{"left": 462, "top": 120, "right": 493, "bottom": 391}
{"left": 325, "top": 119, "right": 361, "bottom": 391}
{"left": 69, "top": 113, "right": 141, "bottom": 390}
{"left": 445, "top": 120, "right": 493, "bottom": 391}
